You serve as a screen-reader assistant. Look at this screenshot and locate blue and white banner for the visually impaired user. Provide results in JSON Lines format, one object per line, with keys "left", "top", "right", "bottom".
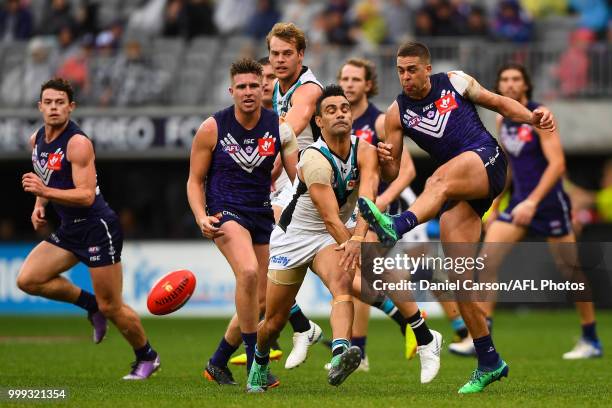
{"left": 0, "top": 241, "right": 443, "bottom": 317}
{"left": 0, "top": 242, "right": 334, "bottom": 317}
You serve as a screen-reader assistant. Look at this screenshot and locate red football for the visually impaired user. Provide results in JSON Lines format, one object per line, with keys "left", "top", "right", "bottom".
{"left": 147, "top": 270, "right": 196, "bottom": 315}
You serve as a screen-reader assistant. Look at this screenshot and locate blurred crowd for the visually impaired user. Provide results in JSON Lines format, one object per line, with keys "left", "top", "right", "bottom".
{"left": 0, "top": 0, "right": 610, "bottom": 107}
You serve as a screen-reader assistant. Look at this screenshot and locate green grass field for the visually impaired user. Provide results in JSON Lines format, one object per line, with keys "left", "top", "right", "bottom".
{"left": 1, "top": 311, "right": 611, "bottom": 407}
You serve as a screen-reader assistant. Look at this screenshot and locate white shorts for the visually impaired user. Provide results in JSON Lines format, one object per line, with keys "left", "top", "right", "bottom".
{"left": 270, "top": 183, "right": 294, "bottom": 208}
{"left": 268, "top": 226, "right": 336, "bottom": 271}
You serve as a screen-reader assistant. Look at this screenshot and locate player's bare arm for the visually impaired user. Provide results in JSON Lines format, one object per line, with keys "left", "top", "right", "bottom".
{"left": 379, "top": 101, "right": 403, "bottom": 181}
{"left": 186, "top": 118, "right": 223, "bottom": 239}
{"left": 512, "top": 119, "right": 566, "bottom": 226}
{"left": 376, "top": 147, "right": 416, "bottom": 211}
{"left": 279, "top": 123, "right": 299, "bottom": 183}
{"left": 22, "top": 134, "right": 96, "bottom": 207}
{"left": 450, "top": 71, "right": 555, "bottom": 131}
{"left": 282, "top": 83, "right": 322, "bottom": 137}
{"left": 336, "top": 141, "right": 379, "bottom": 270}
{"left": 271, "top": 155, "right": 283, "bottom": 189}
{"left": 27, "top": 132, "right": 48, "bottom": 230}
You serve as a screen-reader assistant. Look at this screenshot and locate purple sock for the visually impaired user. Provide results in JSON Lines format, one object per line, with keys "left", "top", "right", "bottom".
{"left": 473, "top": 335, "right": 501, "bottom": 369}
{"left": 242, "top": 332, "right": 257, "bottom": 372}
{"left": 210, "top": 337, "right": 239, "bottom": 368}
{"left": 351, "top": 336, "right": 366, "bottom": 358}
{"left": 393, "top": 210, "right": 418, "bottom": 235}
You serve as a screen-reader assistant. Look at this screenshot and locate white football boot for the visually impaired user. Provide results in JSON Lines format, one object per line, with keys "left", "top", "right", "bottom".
{"left": 417, "top": 330, "right": 442, "bottom": 383}
{"left": 285, "top": 320, "right": 323, "bottom": 369}
{"left": 448, "top": 336, "right": 476, "bottom": 357}
{"left": 562, "top": 338, "right": 603, "bottom": 360}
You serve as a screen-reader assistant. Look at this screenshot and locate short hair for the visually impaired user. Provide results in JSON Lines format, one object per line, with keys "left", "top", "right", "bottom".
{"left": 495, "top": 62, "right": 533, "bottom": 99}
{"left": 315, "top": 84, "right": 348, "bottom": 116}
{"left": 40, "top": 77, "right": 74, "bottom": 102}
{"left": 258, "top": 56, "right": 270, "bottom": 66}
{"left": 266, "top": 22, "right": 306, "bottom": 53}
{"left": 397, "top": 41, "right": 431, "bottom": 64}
{"left": 229, "top": 58, "right": 263, "bottom": 79}
{"left": 338, "top": 58, "right": 379, "bottom": 98}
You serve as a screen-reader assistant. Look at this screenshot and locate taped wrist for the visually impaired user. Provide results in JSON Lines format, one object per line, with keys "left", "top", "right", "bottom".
{"left": 331, "top": 295, "right": 354, "bottom": 305}
{"left": 279, "top": 122, "right": 298, "bottom": 155}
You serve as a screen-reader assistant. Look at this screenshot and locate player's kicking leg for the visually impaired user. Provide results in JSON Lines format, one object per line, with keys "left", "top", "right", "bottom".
{"left": 17, "top": 241, "right": 108, "bottom": 344}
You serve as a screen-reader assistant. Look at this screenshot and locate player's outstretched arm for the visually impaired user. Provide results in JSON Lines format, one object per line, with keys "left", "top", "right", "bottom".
{"left": 282, "top": 83, "right": 322, "bottom": 138}
{"left": 187, "top": 118, "right": 223, "bottom": 239}
{"left": 512, "top": 117, "right": 566, "bottom": 226}
{"left": 448, "top": 71, "right": 555, "bottom": 131}
{"left": 379, "top": 101, "right": 404, "bottom": 182}
{"left": 22, "top": 134, "right": 97, "bottom": 207}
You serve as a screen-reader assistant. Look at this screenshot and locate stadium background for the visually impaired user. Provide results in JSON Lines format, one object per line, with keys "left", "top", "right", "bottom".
{"left": 1, "top": 0, "right": 611, "bottom": 317}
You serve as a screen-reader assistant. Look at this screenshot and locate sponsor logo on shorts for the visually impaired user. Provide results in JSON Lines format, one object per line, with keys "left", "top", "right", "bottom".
{"left": 108, "top": 246, "right": 116, "bottom": 256}
{"left": 49, "top": 233, "right": 60, "bottom": 243}
{"left": 88, "top": 246, "right": 100, "bottom": 254}
{"left": 89, "top": 255, "right": 101, "bottom": 262}
{"left": 222, "top": 210, "right": 240, "bottom": 219}
{"left": 270, "top": 255, "right": 290, "bottom": 267}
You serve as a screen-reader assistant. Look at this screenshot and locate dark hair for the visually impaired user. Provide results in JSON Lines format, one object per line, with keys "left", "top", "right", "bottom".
{"left": 258, "top": 56, "right": 270, "bottom": 66}
{"left": 397, "top": 41, "right": 431, "bottom": 64}
{"left": 315, "top": 84, "right": 347, "bottom": 116}
{"left": 266, "top": 22, "right": 307, "bottom": 53}
{"left": 229, "top": 58, "right": 263, "bottom": 79}
{"left": 338, "top": 58, "right": 379, "bottom": 98}
{"left": 40, "top": 77, "right": 74, "bottom": 102}
{"left": 495, "top": 62, "right": 533, "bottom": 99}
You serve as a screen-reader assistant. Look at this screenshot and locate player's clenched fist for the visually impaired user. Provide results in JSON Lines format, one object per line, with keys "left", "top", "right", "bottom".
{"left": 531, "top": 108, "right": 555, "bottom": 131}
{"left": 376, "top": 142, "right": 393, "bottom": 162}
{"left": 197, "top": 215, "right": 225, "bottom": 239}
{"left": 22, "top": 172, "right": 48, "bottom": 197}
{"left": 31, "top": 206, "right": 47, "bottom": 231}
